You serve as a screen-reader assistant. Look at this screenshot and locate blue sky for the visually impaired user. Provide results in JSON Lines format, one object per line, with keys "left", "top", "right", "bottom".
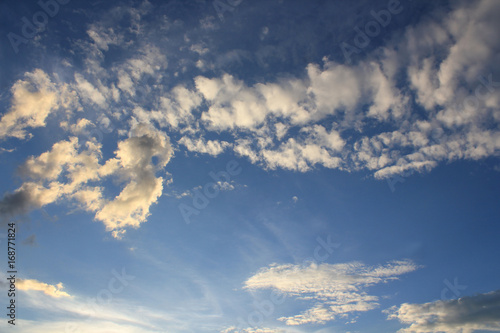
{"left": 0, "top": 0, "right": 500, "bottom": 332}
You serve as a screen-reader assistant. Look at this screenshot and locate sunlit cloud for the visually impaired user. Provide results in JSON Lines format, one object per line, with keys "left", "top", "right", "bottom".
{"left": 18, "top": 279, "right": 71, "bottom": 298}
{"left": 244, "top": 260, "right": 419, "bottom": 325}
{"left": 386, "top": 289, "right": 500, "bottom": 333}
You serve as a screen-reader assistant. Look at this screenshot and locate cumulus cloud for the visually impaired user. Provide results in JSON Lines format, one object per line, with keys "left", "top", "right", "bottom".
{"left": 0, "top": 70, "right": 58, "bottom": 140}
{"left": 144, "top": 0, "right": 499, "bottom": 179}
{"left": 18, "top": 279, "right": 71, "bottom": 298}
{"left": 132, "top": 85, "right": 202, "bottom": 130}
{"left": 0, "top": 124, "right": 172, "bottom": 238}
{"left": 127, "top": 47, "right": 167, "bottom": 79}
{"left": 191, "top": 59, "right": 402, "bottom": 134}
{"left": 258, "top": 125, "right": 345, "bottom": 172}
{"left": 95, "top": 123, "right": 172, "bottom": 234}
{"left": 0, "top": 137, "right": 102, "bottom": 220}
{"left": 67, "top": 118, "right": 94, "bottom": 135}
{"left": 21, "top": 0, "right": 496, "bottom": 185}
{"left": 2, "top": 0, "right": 500, "bottom": 235}
{"left": 74, "top": 73, "right": 108, "bottom": 108}
{"left": 197, "top": 74, "right": 271, "bottom": 130}
{"left": 244, "top": 260, "right": 419, "bottom": 325}
{"left": 385, "top": 289, "right": 500, "bottom": 333}
{"left": 178, "top": 136, "right": 231, "bottom": 156}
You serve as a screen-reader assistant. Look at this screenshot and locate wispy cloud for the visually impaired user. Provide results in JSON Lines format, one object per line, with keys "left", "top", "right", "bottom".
{"left": 221, "top": 327, "right": 285, "bottom": 333}
{"left": 0, "top": 271, "right": 168, "bottom": 332}
{"left": 244, "top": 260, "right": 419, "bottom": 325}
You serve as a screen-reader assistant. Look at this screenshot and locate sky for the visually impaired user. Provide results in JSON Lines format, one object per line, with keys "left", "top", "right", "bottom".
{"left": 0, "top": 0, "right": 499, "bottom": 332}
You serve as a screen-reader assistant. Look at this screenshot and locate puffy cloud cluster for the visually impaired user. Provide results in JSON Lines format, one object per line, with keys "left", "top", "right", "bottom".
{"left": 128, "top": 0, "right": 500, "bottom": 177}
{"left": 2, "top": 0, "right": 500, "bottom": 235}
{"left": 244, "top": 260, "right": 419, "bottom": 325}
{"left": 386, "top": 289, "right": 500, "bottom": 332}
{"left": 178, "top": 136, "right": 231, "bottom": 156}
{"left": 0, "top": 123, "right": 172, "bottom": 238}
{"left": 0, "top": 70, "right": 76, "bottom": 140}
{"left": 131, "top": 84, "right": 204, "bottom": 133}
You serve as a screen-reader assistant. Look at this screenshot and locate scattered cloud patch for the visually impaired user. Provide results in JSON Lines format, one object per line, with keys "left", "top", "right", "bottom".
{"left": 2, "top": 0, "right": 500, "bottom": 242}
{"left": 179, "top": 136, "right": 231, "bottom": 156}
{"left": 386, "top": 289, "right": 500, "bottom": 333}
{"left": 18, "top": 279, "right": 71, "bottom": 298}
{"left": 0, "top": 70, "right": 59, "bottom": 140}
{"left": 0, "top": 124, "right": 172, "bottom": 238}
{"left": 244, "top": 260, "right": 419, "bottom": 325}
{"left": 221, "top": 328, "right": 284, "bottom": 333}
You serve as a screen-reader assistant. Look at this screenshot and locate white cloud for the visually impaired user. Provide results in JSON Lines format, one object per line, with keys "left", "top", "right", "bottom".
{"left": 166, "top": 0, "right": 500, "bottom": 180}
{"left": 0, "top": 70, "right": 59, "bottom": 140}
{"left": 179, "top": 136, "right": 231, "bottom": 156}
{"left": 91, "top": 123, "right": 173, "bottom": 234}
{"left": 74, "top": 73, "right": 107, "bottom": 108}
{"left": 87, "top": 25, "right": 123, "bottom": 51}
{"left": 18, "top": 279, "right": 71, "bottom": 298}
{"left": 244, "top": 260, "right": 419, "bottom": 325}
{"left": 306, "top": 62, "right": 361, "bottom": 118}
{"left": 117, "top": 70, "right": 135, "bottom": 96}
{"left": 167, "top": 189, "right": 191, "bottom": 199}
{"left": 256, "top": 78, "right": 310, "bottom": 125}
{"left": 125, "top": 47, "right": 167, "bottom": 81}
{"left": 68, "top": 118, "right": 94, "bottom": 135}
{"left": 198, "top": 74, "right": 270, "bottom": 130}
{"left": 217, "top": 181, "right": 235, "bottom": 191}
{"left": 133, "top": 85, "right": 202, "bottom": 130}
{"left": 3, "top": 0, "right": 500, "bottom": 235}
{"left": 258, "top": 125, "right": 345, "bottom": 172}
{"left": 386, "top": 289, "right": 500, "bottom": 333}
{"left": 0, "top": 124, "right": 172, "bottom": 238}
